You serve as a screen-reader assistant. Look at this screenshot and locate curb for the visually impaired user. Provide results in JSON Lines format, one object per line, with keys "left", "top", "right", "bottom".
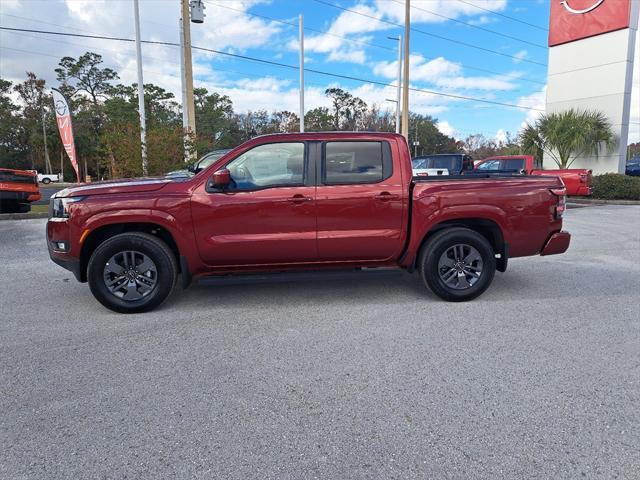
{"left": 568, "top": 197, "right": 640, "bottom": 206}
{"left": 0, "top": 212, "right": 49, "bottom": 221}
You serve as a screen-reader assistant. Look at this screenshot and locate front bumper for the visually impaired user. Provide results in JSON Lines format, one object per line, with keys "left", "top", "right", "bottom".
{"left": 47, "top": 218, "right": 84, "bottom": 282}
{"left": 49, "top": 250, "right": 83, "bottom": 281}
{"left": 540, "top": 231, "right": 571, "bottom": 256}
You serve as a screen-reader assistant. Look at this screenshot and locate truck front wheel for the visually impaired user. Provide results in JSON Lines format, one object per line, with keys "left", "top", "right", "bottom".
{"left": 87, "top": 232, "right": 177, "bottom": 313}
{"left": 419, "top": 227, "right": 496, "bottom": 302}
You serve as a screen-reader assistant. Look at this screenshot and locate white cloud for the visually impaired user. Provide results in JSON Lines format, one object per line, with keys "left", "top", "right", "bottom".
{"left": 513, "top": 50, "right": 528, "bottom": 63}
{"left": 437, "top": 121, "right": 457, "bottom": 138}
{"left": 467, "top": 15, "right": 496, "bottom": 26}
{"left": 374, "top": 54, "right": 518, "bottom": 91}
{"left": 495, "top": 128, "right": 508, "bottom": 144}
{"left": 517, "top": 86, "right": 547, "bottom": 130}
{"left": 373, "top": 0, "right": 508, "bottom": 25}
{"left": 299, "top": 0, "right": 508, "bottom": 64}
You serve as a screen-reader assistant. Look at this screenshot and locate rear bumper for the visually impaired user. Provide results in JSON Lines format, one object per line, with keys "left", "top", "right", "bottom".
{"left": 572, "top": 185, "right": 592, "bottom": 196}
{"left": 540, "top": 231, "right": 571, "bottom": 256}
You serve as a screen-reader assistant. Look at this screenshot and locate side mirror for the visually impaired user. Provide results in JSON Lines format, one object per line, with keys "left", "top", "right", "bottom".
{"left": 211, "top": 168, "right": 231, "bottom": 189}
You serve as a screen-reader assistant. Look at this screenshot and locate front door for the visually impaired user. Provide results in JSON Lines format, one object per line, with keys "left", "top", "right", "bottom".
{"left": 315, "top": 140, "right": 405, "bottom": 262}
{"left": 191, "top": 142, "right": 317, "bottom": 267}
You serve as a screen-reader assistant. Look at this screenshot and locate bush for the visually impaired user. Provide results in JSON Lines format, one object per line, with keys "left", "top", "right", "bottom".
{"left": 591, "top": 173, "right": 640, "bottom": 200}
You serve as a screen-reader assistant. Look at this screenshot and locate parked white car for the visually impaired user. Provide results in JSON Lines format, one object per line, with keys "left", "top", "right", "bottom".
{"left": 37, "top": 173, "right": 61, "bottom": 184}
{"left": 411, "top": 158, "right": 449, "bottom": 177}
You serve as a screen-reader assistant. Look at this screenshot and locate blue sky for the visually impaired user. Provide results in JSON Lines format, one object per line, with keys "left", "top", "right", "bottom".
{"left": 213, "top": 0, "right": 552, "bottom": 140}
{"left": 1, "top": 0, "right": 637, "bottom": 142}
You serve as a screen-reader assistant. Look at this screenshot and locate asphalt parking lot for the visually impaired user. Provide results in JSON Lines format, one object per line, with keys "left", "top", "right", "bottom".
{"left": 1, "top": 205, "right": 639, "bottom": 479}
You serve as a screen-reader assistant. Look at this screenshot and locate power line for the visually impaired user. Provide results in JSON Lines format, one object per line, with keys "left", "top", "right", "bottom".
{"left": 0, "top": 26, "right": 542, "bottom": 112}
{"left": 391, "top": 0, "right": 547, "bottom": 49}
{"left": 456, "top": 0, "right": 549, "bottom": 32}
{"left": 310, "top": 0, "right": 547, "bottom": 67}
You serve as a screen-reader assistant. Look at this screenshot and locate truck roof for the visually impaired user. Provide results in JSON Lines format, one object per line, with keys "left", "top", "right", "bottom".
{"left": 251, "top": 131, "right": 406, "bottom": 141}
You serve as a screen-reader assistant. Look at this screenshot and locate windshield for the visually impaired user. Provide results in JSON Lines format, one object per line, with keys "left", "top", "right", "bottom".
{"left": 413, "top": 155, "right": 461, "bottom": 171}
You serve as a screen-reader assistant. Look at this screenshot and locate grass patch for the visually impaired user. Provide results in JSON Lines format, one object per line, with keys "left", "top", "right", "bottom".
{"left": 30, "top": 204, "right": 49, "bottom": 214}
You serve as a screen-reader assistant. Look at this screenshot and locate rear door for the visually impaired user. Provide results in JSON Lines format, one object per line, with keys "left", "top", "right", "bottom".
{"left": 315, "top": 140, "right": 404, "bottom": 261}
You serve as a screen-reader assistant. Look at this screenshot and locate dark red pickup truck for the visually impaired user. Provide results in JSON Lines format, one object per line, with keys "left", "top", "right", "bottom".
{"left": 474, "top": 155, "right": 593, "bottom": 196}
{"left": 47, "top": 132, "right": 570, "bottom": 313}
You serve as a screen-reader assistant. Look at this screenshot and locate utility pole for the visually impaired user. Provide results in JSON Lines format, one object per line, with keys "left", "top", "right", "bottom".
{"left": 133, "top": 0, "right": 148, "bottom": 176}
{"left": 299, "top": 14, "right": 305, "bottom": 132}
{"left": 388, "top": 35, "right": 402, "bottom": 134}
{"left": 401, "top": 0, "right": 410, "bottom": 140}
{"left": 179, "top": 17, "right": 189, "bottom": 161}
{"left": 181, "top": 0, "right": 197, "bottom": 156}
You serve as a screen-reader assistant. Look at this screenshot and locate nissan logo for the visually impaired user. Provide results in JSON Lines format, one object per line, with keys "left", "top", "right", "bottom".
{"left": 560, "top": 0, "right": 605, "bottom": 14}
{"left": 55, "top": 99, "right": 67, "bottom": 116}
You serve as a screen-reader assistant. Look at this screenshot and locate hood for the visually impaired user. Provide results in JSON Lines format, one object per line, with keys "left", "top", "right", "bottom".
{"left": 53, "top": 176, "right": 182, "bottom": 198}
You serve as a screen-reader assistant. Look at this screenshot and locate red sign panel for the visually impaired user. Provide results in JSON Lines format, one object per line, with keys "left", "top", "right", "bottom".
{"left": 549, "top": 0, "right": 632, "bottom": 46}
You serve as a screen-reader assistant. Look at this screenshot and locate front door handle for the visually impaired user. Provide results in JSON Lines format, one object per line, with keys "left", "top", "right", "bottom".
{"left": 374, "top": 192, "right": 399, "bottom": 202}
{"left": 287, "top": 194, "right": 313, "bottom": 204}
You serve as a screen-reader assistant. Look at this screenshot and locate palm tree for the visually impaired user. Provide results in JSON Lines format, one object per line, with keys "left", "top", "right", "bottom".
{"left": 520, "top": 109, "right": 616, "bottom": 169}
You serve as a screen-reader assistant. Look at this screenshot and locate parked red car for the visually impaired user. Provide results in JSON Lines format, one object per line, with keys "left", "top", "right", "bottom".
{"left": 474, "top": 155, "right": 593, "bottom": 196}
{"left": 47, "top": 132, "right": 570, "bottom": 313}
{"left": 0, "top": 168, "right": 41, "bottom": 213}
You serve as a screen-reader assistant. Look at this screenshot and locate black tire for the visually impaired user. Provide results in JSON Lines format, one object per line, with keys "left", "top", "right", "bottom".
{"left": 419, "top": 227, "right": 496, "bottom": 302}
{"left": 42, "top": 178, "right": 51, "bottom": 184}
{"left": 17, "top": 203, "right": 31, "bottom": 213}
{"left": 87, "top": 232, "right": 177, "bottom": 313}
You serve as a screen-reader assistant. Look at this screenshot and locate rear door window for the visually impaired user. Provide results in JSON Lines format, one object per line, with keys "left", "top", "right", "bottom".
{"left": 323, "top": 141, "right": 391, "bottom": 184}
{"left": 501, "top": 158, "right": 526, "bottom": 171}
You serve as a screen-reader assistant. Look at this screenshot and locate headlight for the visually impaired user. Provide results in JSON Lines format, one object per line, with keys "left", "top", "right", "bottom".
{"left": 50, "top": 196, "right": 85, "bottom": 218}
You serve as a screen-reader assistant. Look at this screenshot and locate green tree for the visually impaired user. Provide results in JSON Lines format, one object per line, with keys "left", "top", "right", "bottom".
{"left": 409, "top": 114, "right": 459, "bottom": 156}
{"left": 305, "top": 107, "right": 333, "bottom": 131}
{"left": 13, "top": 72, "right": 53, "bottom": 172}
{"left": 0, "top": 78, "right": 29, "bottom": 169}
{"left": 520, "top": 109, "right": 616, "bottom": 169}
{"left": 194, "top": 88, "right": 235, "bottom": 150}
{"left": 267, "top": 111, "right": 299, "bottom": 133}
{"left": 324, "top": 87, "right": 368, "bottom": 130}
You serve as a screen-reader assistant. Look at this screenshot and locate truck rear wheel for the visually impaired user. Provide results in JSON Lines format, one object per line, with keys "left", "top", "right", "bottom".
{"left": 87, "top": 232, "right": 177, "bottom": 313}
{"left": 419, "top": 227, "right": 496, "bottom": 302}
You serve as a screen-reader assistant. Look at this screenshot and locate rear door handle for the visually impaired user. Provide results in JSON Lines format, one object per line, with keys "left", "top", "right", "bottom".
{"left": 375, "top": 192, "right": 400, "bottom": 202}
{"left": 287, "top": 194, "right": 313, "bottom": 204}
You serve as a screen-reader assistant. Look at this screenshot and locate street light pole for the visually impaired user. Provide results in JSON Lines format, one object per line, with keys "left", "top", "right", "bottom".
{"left": 133, "top": 0, "right": 147, "bottom": 175}
{"left": 388, "top": 35, "right": 402, "bottom": 134}
{"left": 401, "top": 0, "right": 410, "bottom": 140}
{"left": 299, "top": 14, "right": 305, "bottom": 132}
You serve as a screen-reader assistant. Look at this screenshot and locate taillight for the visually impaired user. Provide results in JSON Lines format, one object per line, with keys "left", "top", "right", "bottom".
{"left": 550, "top": 187, "right": 566, "bottom": 219}
{"left": 417, "top": 172, "right": 429, "bottom": 177}
{"left": 580, "top": 170, "right": 592, "bottom": 185}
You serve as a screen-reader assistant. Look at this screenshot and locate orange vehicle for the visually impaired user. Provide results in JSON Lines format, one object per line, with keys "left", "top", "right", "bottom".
{"left": 0, "top": 168, "right": 41, "bottom": 213}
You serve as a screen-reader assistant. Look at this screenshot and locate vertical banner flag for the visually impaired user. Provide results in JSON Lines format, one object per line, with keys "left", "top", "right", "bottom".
{"left": 51, "top": 88, "right": 80, "bottom": 183}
